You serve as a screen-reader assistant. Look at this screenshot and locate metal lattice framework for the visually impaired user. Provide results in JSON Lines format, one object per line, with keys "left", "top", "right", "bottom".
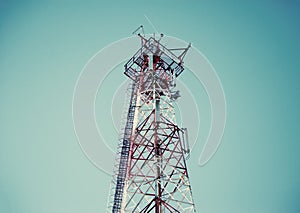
{"left": 107, "top": 34, "right": 195, "bottom": 213}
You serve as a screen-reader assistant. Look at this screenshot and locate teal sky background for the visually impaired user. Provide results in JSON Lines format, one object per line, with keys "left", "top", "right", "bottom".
{"left": 1, "top": 0, "right": 300, "bottom": 212}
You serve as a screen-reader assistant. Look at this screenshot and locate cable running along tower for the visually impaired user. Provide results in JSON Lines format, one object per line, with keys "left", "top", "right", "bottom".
{"left": 107, "top": 33, "right": 196, "bottom": 213}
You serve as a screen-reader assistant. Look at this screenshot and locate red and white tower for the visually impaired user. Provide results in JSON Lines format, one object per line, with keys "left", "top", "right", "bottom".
{"left": 107, "top": 34, "right": 196, "bottom": 213}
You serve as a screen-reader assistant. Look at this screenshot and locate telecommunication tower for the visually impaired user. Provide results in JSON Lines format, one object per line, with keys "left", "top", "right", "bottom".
{"left": 107, "top": 33, "right": 196, "bottom": 213}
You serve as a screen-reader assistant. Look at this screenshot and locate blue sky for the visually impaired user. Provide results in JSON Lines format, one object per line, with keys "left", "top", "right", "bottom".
{"left": 1, "top": 0, "right": 300, "bottom": 212}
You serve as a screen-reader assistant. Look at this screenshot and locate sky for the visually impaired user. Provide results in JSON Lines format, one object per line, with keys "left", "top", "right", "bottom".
{"left": 1, "top": 0, "right": 300, "bottom": 212}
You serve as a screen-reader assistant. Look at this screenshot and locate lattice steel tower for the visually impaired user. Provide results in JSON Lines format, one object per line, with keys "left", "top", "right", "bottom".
{"left": 107, "top": 33, "right": 196, "bottom": 213}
